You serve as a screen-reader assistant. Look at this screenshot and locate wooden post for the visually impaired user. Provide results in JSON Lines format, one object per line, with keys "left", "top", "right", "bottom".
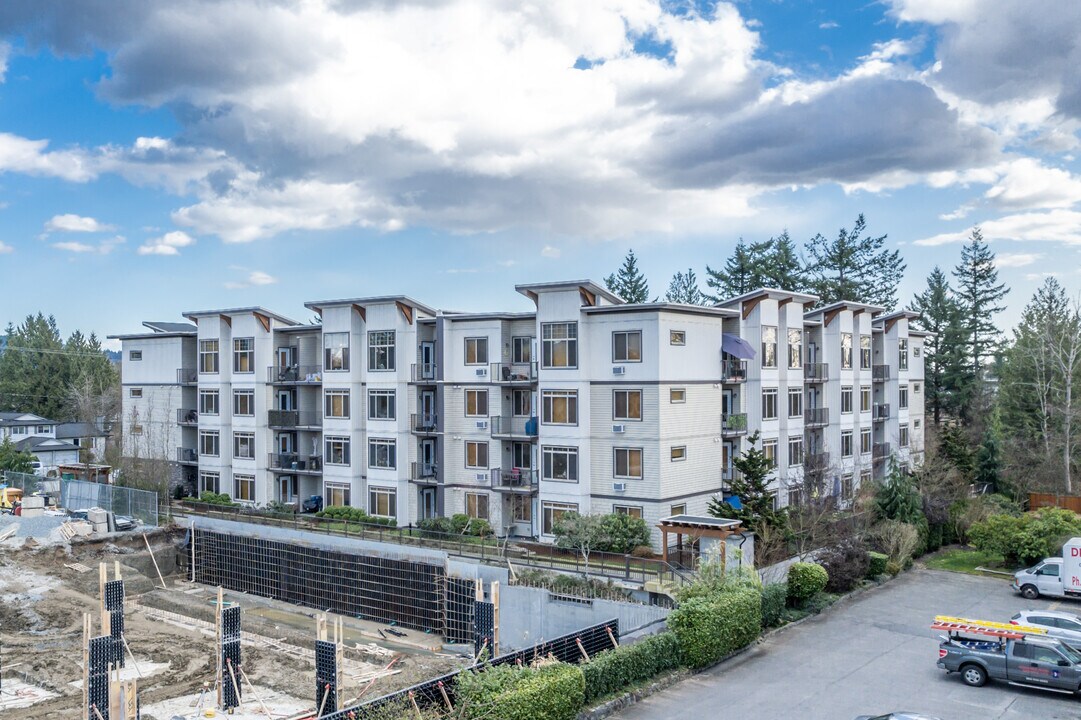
{"left": 606, "top": 626, "right": 619, "bottom": 649}
{"left": 661, "top": 529, "right": 669, "bottom": 563}
{"left": 122, "top": 637, "right": 144, "bottom": 678}
{"left": 239, "top": 667, "right": 273, "bottom": 720}
{"left": 317, "top": 684, "right": 331, "bottom": 718}
{"left": 227, "top": 658, "right": 244, "bottom": 711}
{"left": 215, "top": 586, "right": 223, "bottom": 709}
{"left": 190, "top": 520, "right": 196, "bottom": 583}
{"left": 114, "top": 560, "right": 121, "bottom": 581}
{"left": 474, "top": 577, "right": 483, "bottom": 601}
{"left": 82, "top": 613, "right": 90, "bottom": 720}
{"left": 491, "top": 581, "right": 500, "bottom": 658}
{"left": 575, "top": 637, "right": 590, "bottom": 662}
{"left": 143, "top": 534, "right": 167, "bottom": 589}
{"left": 408, "top": 691, "right": 422, "bottom": 719}
{"left": 99, "top": 563, "right": 108, "bottom": 636}
{"left": 437, "top": 681, "right": 453, "bottom": 712}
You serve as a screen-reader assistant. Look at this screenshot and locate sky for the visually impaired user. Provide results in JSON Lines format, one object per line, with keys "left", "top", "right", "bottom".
{"left": 1, "top": 0, "right": 1080, "bottom": 348}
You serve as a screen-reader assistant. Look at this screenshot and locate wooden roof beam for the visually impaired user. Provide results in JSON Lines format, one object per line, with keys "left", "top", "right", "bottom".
{"left": 396, "top": 301, "right": 414, "bottom": 325}
{"left": 742, "top": 296, "right": 764, "bottom": 320}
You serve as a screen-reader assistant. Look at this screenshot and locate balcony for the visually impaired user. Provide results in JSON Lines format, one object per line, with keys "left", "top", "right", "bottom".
{"left": 873, "top": 365, "right": 889, "bottom": 382}
{"left": 804, "top": 407, "right": 829, "bottom": 428}
{"left": 804, "top": 363, "right": 828, "bottom": 383}
{"left": 722, "top": 413, "right": 748, "bottom": 437}
{"left": 804, "top": 451, "right": 830, "bottom": 472}
{"left": 491, "top": 467, "right": 539, "bottom": 493}
{"left": 410, "top": 363, "right": 437, "bottom": 383}
{"left": 721, "top": 359, "right": 748, "bottom": 383}
{"left": 873, "top": 403, "right": 891, "bottom": 421}
{"left": 491, "top": 362, "right": 537, "bottom": 384}
{"left": 411, "top": 413, "right": 438, "bottom": 434}
{"left": 267, "top": 365, "right": 323, "bottom": 384}
{"left": 873, "top": 443, "right": 891, "bottom": 462}
{"left": 267, "top": 410, "right": 322, "bottom": 430}
{"left": 267, "top": 453, "right": 323, "bottom": 475}
{"left": 490, "top": 416, "right": 538, "bottom": 439}
{"left": 721, "top": 466, "right": 743, "bottom": 485}
{"left": 177, "top": 368, "right": 197, "bottom": 385}
{"left": 410, "top": 461, "right": 439, "bottom": 484}
{"left": 176, "top": 447, "right": 198, "bottom": 465}
{"left": 177, "top": 409, "right": 198, "bottom": 426}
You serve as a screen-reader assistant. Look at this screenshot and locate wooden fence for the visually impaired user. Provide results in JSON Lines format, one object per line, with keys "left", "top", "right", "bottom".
{"left": 1029, "top": 493, "right": 1081, "bottom": 513}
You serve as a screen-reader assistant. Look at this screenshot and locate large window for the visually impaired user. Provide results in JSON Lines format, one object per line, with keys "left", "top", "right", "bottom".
{"left": 233, "top": 389, "right": 255, "bottom": 416}
{"left": 325, "top": 483, "right": 350, "bottom": 508}
{"left": 761, "top": 326, "right": 777, "bottom": 368}
{"left": 199, "top": 471, "right": 220, "bottom": 494}
{"left": 762, "top": 387, "right": 778, "bottom": 420}
{"left": 369, "top": 488, "right": 397, "bottom": 517}
{"left": 542, "top": 322, "right": 577, "bottom": 368}
{"left": 613, "top": 390, "right": 643, "bottom": 421}
{"left": 199, "top": 339, "right": 219, "bottom": 374}
{"left": 368, "top": 389, "right": 394, "bottom": 420}
{"left": 465, "top": 441, "right": 489, "bottom": 469}
{"left": 841, "top": 430, "right": 853, "bottom": 457}
{"left": 612, "top": 330, "right": 642, "bottom": 363}
{"left": 466, "top": 493, "right": 489, "bottom": 520}
{"left": 199, "top": 390, "right": 219, "bottom": 415}
{"left": 542, "top": 390, "right": 578, "bottom": 425}
{"left": 788, "top": 435, "right": 804, "bottom": 465}
{"left": 841, "top": 333, "right": 853, "bottom": 370}
{"left": 325, "top": 389, "right": 350, "bottom": 418}
{"left": 899, "top": 384, "right": 909, "bottom": 409}
{"left": 899, "top": 339, "right": 909, "bottom": 370}
{"left": 787, "top": 388, "right": 802, "bottom": 418}
{"left": 234, "top": 474, "right": 255, "bottom": 502}
{"left": 899, "top": 424, "right": 910, "bottom": 448}
{"left": 465, "top": 389, "right": 489, "bottom": 417}
{"left": 542, "top": 446, "right": 578, "bottom": 482}
{"left": 860, "top": 385, "right": 871, "bottom": 413}
{"left": 465, "top": 337, "right": 488, "bottom": 365}
{"left": 841, "top": 386, "right": 853, "bottom": 414}
{"left": 368, "top": 330, "right": 396, "bottom": 371}
{"left": 368, "top": 438, "right": 397, "bottom": 469}
{"left": 324, "top": 332, "right": 350, "bottom": 371}
{"left": 233, "top": 338, "right": 254, "bottom": 373}
{"left": 512, "top": 494, "right": 532, "bottom": 522}
{"left": 842, "top": 474, "right": 854, "bottom": 500}
{"left": 542, "top": 501, "right": 578, "bottom": 534}
{"left": 860, "top": 335, "right": 872, "bottom": 369}
{"left": 199, "top": 430, "right": 219, "bottom": 457}
{"left": 512, "top": 389, "right": 531, "bottom": 417}
{"left": 614, "top": 448, "right": 643, "bottom": 479}
{"left": 613, "top": 505, "right": 643, "bottom": 519}
{"left": 512, "top": 336, "right": 533, "bottom": 363}
{"left": 788, "top": 329, "right": 802, "bottom": 369}
{"left": 325, "top": 436, "right": 351, "bottom": 465}
{"left": 762, "top": 438, "right": 777, "bottom": 468}
{"left": 233, "top": 432, "right": 255, "bottom": 459}
{"left": 861, "top": 428, "right": 872, "bottom": 454}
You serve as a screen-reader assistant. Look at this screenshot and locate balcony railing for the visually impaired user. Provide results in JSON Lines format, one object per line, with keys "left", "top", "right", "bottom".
{"left": 491, "top": 362, "right": 537, "bottom": 383}
{"left": 722, "top": 413, "right": 748, "bottom": 436}
{"left": 410, "top": 363, "right": 437, "bottom": 382}
{"left": 268, "top": 453, "right": 323, "bottom": 474}
{"left": 873, "top": 365, "right": 889, "bottom": 382}
{"left": 804, "top": 407, "right": 829, "bottom": 427}
{"left": 804, "top": 363, "right": 828, "bottom": 383}
{"left": 411, "top": 413, "right": 438, "bottom": 433}
{"left": 267, "top": 410, "right": 323, "bottom": 429}
{"left": 267, "top": 365, "right": 323, "bottom": 384}
{"left": 721, "top": 466, "right": 743, "bottom": 485}
{"left": 490, "top": 416, "right": 538, "bottom": 438}
{"left": 491, "top": 467, "right": 539, "bottom": 492}
{"left": 873, "top": 403, "right": 891, "bottom": 421}
{"left": 410, "top": 461, "right": 439, "bottom": 483}
{"left": 872, "top": 443, "right": 891, "bottom": 462}
{"left": 177, "top": 368, "right": 197, "bottom": 385}
{"left": 176, "top": 447, "right": 198, "bottom": 464}
{"left": 721, "top": 359, "right": 748, "bottom": 383}
{"left": 804, "top": 451, "right": 830, "bottom": 471}
{"left": 177, "top": 408, "right": 198, "bottom": 426}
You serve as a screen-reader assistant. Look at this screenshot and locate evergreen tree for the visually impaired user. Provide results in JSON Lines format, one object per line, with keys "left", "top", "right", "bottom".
{"left": 875, "top": 457, "right": 924, "bottom": 524}
{"left": 707, "top": 431, "right": 787, "bottom": 532}
{"left": 0, "top": 436, "right": 35, "bottom": 473}
{"left": 952, "top": 227, "right": 1009, "bottom": 385}
{"left": 759, "top": 231, "right": 805, "bottom": 291}
{"left": 974, "top": 427, "right": 1001, "bottom": 493}
{"left": 604, "top": 249, "right": 650, "bottom": 303}
{"left": 705, "top": 239, "right": 766, "bottom": 301}
{"left": 909, "top": 267, "right": 969, "bottom": 424}
{"left": 938, "top": 423, "right": 975, "bottom": 480}
{"left": 804, "top": 214, "right": 906, "bottom": 309}
{"left": 664, "top": 268, "right": 706, "bottom": 305}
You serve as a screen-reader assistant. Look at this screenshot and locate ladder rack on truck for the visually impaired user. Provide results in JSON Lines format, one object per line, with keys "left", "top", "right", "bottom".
{"left": 931, "top": 616, "right": 1048, "bottom": 640}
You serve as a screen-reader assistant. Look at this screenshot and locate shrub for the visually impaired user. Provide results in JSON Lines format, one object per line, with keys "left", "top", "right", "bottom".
{"left": 817, "top": 541, "right": 871, "bottom": 593}
{"left": 969, "top": 507, "right": 1081, "bottom": 566}
{"left": 675, "top": 553, "right": 760, "bottom": 604}
{"left": 417, "top": 516, "right": 453, "bottom": 536}
{"left": 760, "top": 583, "right": 787, "bottom": 628}
{"left": 196, "top": 491, "right": 235, "bottom": 506}
{"left": 870, "top": 520, "right": 921, "bottom": 565}
{"left": 786, "top": 562, "right": 828, "bottom": 607}
{"left": 867, "top": 552, "right": 888, "bottom": 578}
{"left": 581, "top": 632, "right": 682, "bottom": 703}
{"left": 668, "top": 586, "right": 761, "bottom": 668}
{"left": 803, "top": 591, "right": 839, "bottom": 615}
{"left": 598, "top": 513, "right": 652, "bottom": 553}
{"left": 315, "top": 505, "right": 396, "bottom": 527}
{"left": 885, "top": 559, "right": 902, "bottom": 576}
{"left": 456, "top": 662, "right": 584, "bottom": 720}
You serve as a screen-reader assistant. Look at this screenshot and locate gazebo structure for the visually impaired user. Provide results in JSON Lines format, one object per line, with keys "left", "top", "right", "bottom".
{"left": 657, "top": 514, "right": 745, "bottom": 565}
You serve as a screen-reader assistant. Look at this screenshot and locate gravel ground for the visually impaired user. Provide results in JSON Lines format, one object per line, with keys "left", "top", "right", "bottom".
{"left": 0, "top": 512, "right": 67, "bottom": 542}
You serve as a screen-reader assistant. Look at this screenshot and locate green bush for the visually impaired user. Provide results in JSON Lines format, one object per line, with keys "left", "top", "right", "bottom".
{"left": 456, "top": 662, "right": 585, "bottom": 720}
{"left": 786, "top": 562, "right": 828, "bottom": 606}
{"left": 194, "top": 491, "right": 235, "bottom": 506}
{"left": 969, "top": 507, "right": 1081, "bottom": 566}
{"left": 760, "top": 583, "right": 787, "bottom": 628}
{"left": 817, "top": 541, "right": 870, "bottom": 593}
{"left": 668, "top": 586, "right": 761, "bottom": 668}
{"left": 581, "top": 632, "right": 682, "bottom": 703}
{"left": 885, "top": 559, "right": 903, "bottom": 576}
{"left": 598, "top": 513, "right": 652, "bottom": 553}
{"left": 417, "top": 516, "right": 454, "bottom": 536}
{"left": 315, "top": 505, "right": 396, "bottom": 526}
{"left": 867, "top": 552, "right": 888, "bottom": 578}
{"left": 444, "top": 513, "right": 493, "bottom": 537}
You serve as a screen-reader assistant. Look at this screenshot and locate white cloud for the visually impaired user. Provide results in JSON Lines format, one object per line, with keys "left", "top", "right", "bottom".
{"left": 0, "top": 132, "right": 94, "bottom": 182}
{"left": 541, "top": 245, "right": 561, "bottom": 259}
{"left": 225, "top": 269, "right": 278, "bottom": 289}
{"left": 939, "top": 204, "right": 975, "bottom": 221}
{"left": 53, "top": 235, "right": 125, "bottom": 255}
{"left": 1025, "top": 271, "right": 1060, "bottom": 281}
{"left": 0, "top": 41, "right": 10, "bottom": 83}
{"left": 915, "top": 209, "right": 1081, "bottom": 246}
{"left": 994, "top": 252, "right": 1042, "bottom": 268}
{"left": 819, "top": 21, "right": 839, "bottom": 30}
{"left": 0, "top": 240, "right": 12, "bottom": 254}
{"left": 44, "top": 213, "right": 113, "bottom": 233}
{"left": 984, "top": 158, "right": 1081, "bottom": 210}
{"left": 137, "top": 230, "right": 195, "bottom": 256}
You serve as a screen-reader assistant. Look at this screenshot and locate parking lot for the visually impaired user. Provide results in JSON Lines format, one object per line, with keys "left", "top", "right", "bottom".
{"left": 616, "top": 566, "right": 1081, "bottom": 720}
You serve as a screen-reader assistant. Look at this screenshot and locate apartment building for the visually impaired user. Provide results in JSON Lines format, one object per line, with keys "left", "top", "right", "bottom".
{"left": 112, "top": 280, "right": 926, "bottom": 546}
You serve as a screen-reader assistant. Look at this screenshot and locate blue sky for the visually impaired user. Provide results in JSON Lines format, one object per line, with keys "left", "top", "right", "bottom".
{"left": 0, "top": 0, "right": 1080, "bottom": 345}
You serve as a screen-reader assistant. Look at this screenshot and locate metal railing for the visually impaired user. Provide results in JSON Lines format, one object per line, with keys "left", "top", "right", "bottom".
{"left": 268, "top": 410, "right": 323, "bottom": 429}
{"left": 804, "top": 407, "right": 829, "bottom": 427}
{"left": 804, "top": 451, "right": 830, "bottom": 471}
{"left": 872, "top": 443, "right": 891, "bottom": 461}
{"left": 267, "top": 365, "right": 323, "bottom": 384}
{"left": 267, "top": 453, "right": 323, "bottom": 473}
{"left": 873, "top": 365, "right": 889, "bottom": 382}
{"left": 410, "top": 461, "right": 438, "bottom": 482}
{"left": 177, "top": 408, "right": 198, "bottom": 426}
{"left": 873, "top": 403, "right": 890, "bottom": 421}
{"left": 721, "top": 359, "right": 747, "bottom": 382}
{"left": 491, "top": 362, "right": 537, "bottom": 383}
{"left": 804, "top": 363, "right": 828, "bottom": 382}
{"left": 176, "top": 447, "right": 198, "bottom": 464}
{"left": 410, "top": 363, "right": 437, "bottom": 382}
{"left": 722, "top": 413, "right": 748, "bottom": 435}
{"left": 177, "top": 368, "right": 197, "bottom": 385}
{"left": 491, "top": 467, "right": 539, "bottom": 491}
{"left": 490, "top": 415, "right": 538, "bottom": 438}
{"left": 411, "top": 413, "right": 438, "bottom": 433}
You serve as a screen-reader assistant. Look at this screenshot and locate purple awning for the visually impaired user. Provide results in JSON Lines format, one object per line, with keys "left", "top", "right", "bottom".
{"left": 722, "top": 333, "right": 756, "bottom": 359}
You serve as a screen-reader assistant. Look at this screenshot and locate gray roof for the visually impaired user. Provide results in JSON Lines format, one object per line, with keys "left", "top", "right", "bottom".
{"left": 55, "top": 422, "right": 109, "bottom": 439}
{"left": 143, "top": 321, "right": 197, "bottom": 333}
{"left": 14, "top": 436, "right": 79, "bottom": 453}
{"left": 303, "top": 296, "right": 438, "bottom": 317}
{"left": 0, "top": 412, "right": 55, "bottom": 426}
{"left": 182, "top": 307, "right": 299, "bottom": 325}
{"left": 582, "top": 303, "right": 738, "bottom": 318}
{"left": 514, "top": 279, "right": 624, "bottom": 305}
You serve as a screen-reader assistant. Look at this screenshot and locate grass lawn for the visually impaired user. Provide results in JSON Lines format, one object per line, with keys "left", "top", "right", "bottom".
{"left": 924, "top": 548, "right": 1013, "bottom": 576}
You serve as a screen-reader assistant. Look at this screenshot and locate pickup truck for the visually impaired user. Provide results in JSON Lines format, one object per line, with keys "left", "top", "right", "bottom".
{"left": 938, "top": 631, "right": 1081, "bottom": 694}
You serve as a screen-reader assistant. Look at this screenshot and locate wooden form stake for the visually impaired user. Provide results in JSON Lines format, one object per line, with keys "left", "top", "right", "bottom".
{"left": 606, "top": 626, "right": 619, "bottom": 649}
{"left": 215, "top": 586, "right": 223, "bottom": 709}
{"left": 227, "top": 658, "right": 244, "bottom": 711}
{"left": 82, "top": 613, "right": 91, "bottom": 720}
{"left": 190, "top": 520, "right": 197, "bottom": 583}
{"left": 122, "top": 637, "right": 144, "bottom": 678}
{"left": 409, "top": 691, "right": 422, "bottom": 719}
{"left": 239, "top": 666, "right": 273, "bottom": 720}
{"left": 575, "top": 637, "right": 590, "bottom": 662}
{"left": 317, "top": 684, "right": 331, "bottom": 718}
{"left": 143, "top": 534, "right": 167, "bottom": 589}
{"left": 99, "top": 564, "right": 108, "bottom": 636}
{"left": 437, "top": 681, "right": 453, "bottom": 712}
{"left": 491, "top": 581, "right": 500, "bottom": 658}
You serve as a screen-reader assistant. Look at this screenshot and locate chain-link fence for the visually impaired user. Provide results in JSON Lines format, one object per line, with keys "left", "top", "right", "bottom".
{"left": 60, "top": 480, "right": 159, "bottom": 528}
{"left": 1, "top": 470, "right": 56, "bottom": 497}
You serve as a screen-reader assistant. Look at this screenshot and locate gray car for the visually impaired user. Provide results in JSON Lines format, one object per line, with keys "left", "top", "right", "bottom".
{"left": 1011, "top": 610, "right": 1081, "bottom": 644}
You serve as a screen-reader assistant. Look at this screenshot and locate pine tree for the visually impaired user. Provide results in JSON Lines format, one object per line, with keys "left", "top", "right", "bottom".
{"left": 909, "top": 267, "right": 969, "bottom": 424}
{"left": 707, "top": 431, "right": 787, "bottom": 532}
{"left": 760, "top": 231, "right": 805, "bottom": 291}
{"left": 0, "top": 436, "right": 36, "bottom": 473}
{"left": 952, "top": 227, "right": 1009, "bottom": 385}
{"left": 974, "top": 427, "right": 1001, "bottom": 493}
{"left": 938, "top": 423, "right": 975, "bottom": 480}
{"left": 875, "top": 458, "right": 924, "bottom": 524}
{"left": 604, "top": 249, "right": 650, "bottom": 303}
{"left": 664, "top": 268, "right": 705, "bottom": 305}
{"left": 705, "top": 239, "right": 761, "bottom": 301}
{"left": 804, "top": 214, "right": 906, "bottom": 309}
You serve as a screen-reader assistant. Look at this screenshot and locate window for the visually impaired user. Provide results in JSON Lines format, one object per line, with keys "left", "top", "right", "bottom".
{"left": 787, "top": 483, "right": 802, "bottom": 508}
{"left": 512, "top": 389, "right": 531, "bottom": 417}
{"left": 325, "top": 483, "right": 350, "bottom": 508}
{"left": 512, "top": 336, "right": 533, "bottom": 363}
{"left": 787, "top": 388, "right": 802, "bottom": 418}
{"left": 233, "top": 338, "right": 254, "bottom": 373}
{"left": 671, "top": 446, "right": 686, "bottom": 461}
{"left": 841, "top": 333, "right": 853, "bottom": 370}
{"left": 762, "top": 438, "right": 777, "bottom": 468}
{"left": 542, "top": 501, "right": 578, "bottom": 534}
{"left": 761, "top": 326, "right": 777, "bottom": 368}
{"left": 841, "top": 474, "right": 854, "bottom": 500}
{"left": 860, "top": 386, "right": 871, "bottom": 413}
{"left": 613, "top": 505, "right": 643, "bottom": 519}
{"left": 788, "top": 435, "right": 804, "bottom": 465}
{"left": 199, "top": 390, "right": 219, "bottom": 415}
{"left": 199, "top": 430, "right": 220, "bottom": 457}
{"left": 129, "top": 350, "right": 142, "bottom": 361}
{"left": 542, "top": 390, "right": 577, "bottom": 425}
{"left": 614, "top": 448, "right": 643, "bottom": 479}
{"left": 368, "top": 330, "right": 395, "bottom": 371}
{"left": 613, "top": 389, "right": 643, "bottom": 421}
{"left": 131, "top": 424, "right": 143, "bottom": 435}
{"left": 670, "top": 330, "right": 686, "bottom": 346}
{"left": 511, "top": 494, "right": 532, "bottom": 522}
{"left": 612, "top": 330, "right": 642, "bottom": 362}
{"left": 234, "top": 474, "right": 255, "bottom": 502}
{"left": 466, "top": 493, "right": 489, "bottom": 520}
{"left": 899, "top": 339, "right": 909, "bottom": 370}
{"left": 12, "top": 425, "right": 25, "bottom": 435}
{"left": 543, "top": 446, "right": 578, "bottom": 481}
{"left": 860, "top": 335, "right": 871, "bottom": 369}
{"left": 324, "top": 332, "right": 350, "bottom": 371}
{"left": 233, "top": 432, "right": 255, "bottom": 459}
{"left": 914, "top": 382, "right": 921, "bottom": 394}
{"left": 841, "top": 430, "right": 853, "bottom": 458}
{"left": 129, "top": 388, "right": 143, "bottom": 398}
{"left": 233, "top": 389, "right": 255, "bottom": 416}
{"left": 914, "top": 346, "right": 921, "bottom": 358}
{"left": 762, "top": 388, "right": 778, "bottom": 420}
{"left": 465, "top": 337, "right": 488, "bottom": 365}
{"left": 369, "top": 487, "right": 397, "bottom": 517}
{"left": 899, "top": 425, "right": 910, "bottom": 448}
{"left": 367, "top": 389, "right": 394, "bottom": 420}
{"left": 670, "top": 503, "right": 687, "bottom": 516}
{"left": 199, "top": 339, "right": 219, "bottom": 373}
{"left": 326, "top": 389, "right": 351, "bottom": 418}
{"left": 368, "top": 438, "right": 397, "bottom": 469}
{"left": 861, "top": 428, "right": 872, "bottom": 454}
{"left": 36, "top": 425, "right": 49, "bottom": 434}
{"left": 860, "top": 470, "right": 871, "bottom": 490}
{"left": 841, "top": 386, "right": 853, "bottom": 414}
{"left": 670, "top": 388, "right": 686, "bottom": 403}
{"left": 465, "top": 389, "right": 489, "bottom": 417}
{"left": 914, "top": 419, "right": 922, "bottom": 429}
{"left": 788, "top": 329, "right": 802, "bottom": 369}
{"left": 199, "top": 471, "right": 220, "bottom": 494}
{"left": 465, "top": 441, "right": 489, "bottom": 469}
{"left": 325, "top": 436, "right": 351, "bottom": 465}
{"left": 542, "top": 322, "right": 577, "bottom": 368}
{"left": 899, "top": 384, "right": 909, "bottom": 410}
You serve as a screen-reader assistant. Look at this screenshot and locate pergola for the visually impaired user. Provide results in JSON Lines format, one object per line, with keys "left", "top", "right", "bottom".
{"left": 656, "top": 514, "right": 744, "bottom": 564}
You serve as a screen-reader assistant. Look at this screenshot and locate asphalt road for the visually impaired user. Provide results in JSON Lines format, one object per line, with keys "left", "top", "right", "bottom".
{"left": 614, "top": 567, "right": 1081, "bottom": 720}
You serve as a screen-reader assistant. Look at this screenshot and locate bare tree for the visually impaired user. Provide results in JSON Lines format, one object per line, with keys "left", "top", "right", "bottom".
{"left": 1043, "top": 297, "right": 1081, "bottom": 493}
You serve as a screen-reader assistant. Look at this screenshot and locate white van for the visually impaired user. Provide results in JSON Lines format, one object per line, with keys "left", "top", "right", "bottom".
{"left": 1012, "top": 538, "right": 1081, "bottom": 600}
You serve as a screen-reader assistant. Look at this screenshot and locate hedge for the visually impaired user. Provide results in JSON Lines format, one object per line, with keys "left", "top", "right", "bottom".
{"left": 867, "top": 552, "right": 888, "bottom": 578}
{"left": 581, "top": 632, "right": 682, "bottom": 703}
{"left": 315, "top": 505, "right": 397, "bottom": 527}
{"left": 787, "top": 562, "right": 828, "bottom": 606}
{"left": 456, "top": 662, "right": 585, "bottom": 720}
{"left": 760, "top": 583, "right": 787, "bottom": 628}
{"left": 969, "top": 507, "right": 1081, "bottom": 566}
{"left": 668, "top": 587, "right": 761, "bottom": 669}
